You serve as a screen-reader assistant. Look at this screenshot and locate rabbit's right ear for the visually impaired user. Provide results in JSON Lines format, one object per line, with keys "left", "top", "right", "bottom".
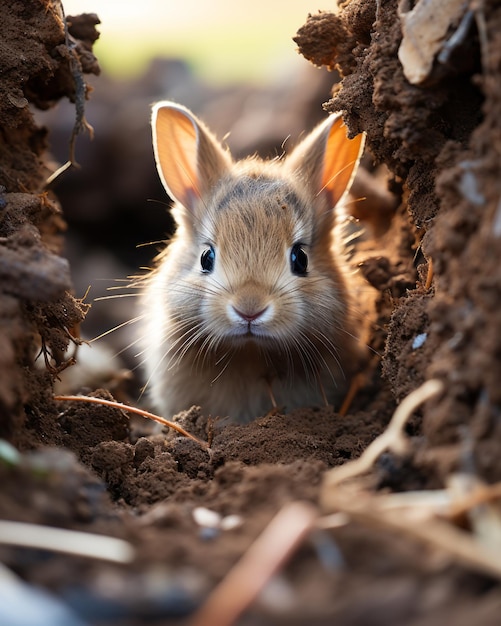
{"left": 152, "top": 102, "right": 232, "bottom": 217}
{"left": 285, "top": 113, "right": 365, "bottom": 215}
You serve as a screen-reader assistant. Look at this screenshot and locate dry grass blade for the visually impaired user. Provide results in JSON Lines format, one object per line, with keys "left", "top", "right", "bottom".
{"left": 0, "top": 520, "right": 134, "bottom": 563}
{"left": 318, "top": 371, "right": 501, "bottom": 581}
{"left": 449, "top": 479, "right": 501, "bottom": 519}
{"left": 321, "top": 492, "right": 501, "bottom": 580}
{"left": 357, "top": 478, "right": 501, "bottom": 524}
{"left": 54, "top": 395, "right": 209, "bottom": 450}
{"left": 338, "top": 373, "right": 364, "bottom": 417}
{"left": 323, "top": 379, "right": 444, "bottom": 489}
{"left": 189, "top": 501, "right": 317, "bottom": 626}
{"left": 425, "top": 257, "right": 434, "bottom": 290}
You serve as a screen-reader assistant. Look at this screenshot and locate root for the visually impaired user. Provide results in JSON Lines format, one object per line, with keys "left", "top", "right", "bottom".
{"left": 54, "top": 394, "right": 209, "bottom": 450}
{"left": 325, "top": 378, "right": 444, "bottom": 487}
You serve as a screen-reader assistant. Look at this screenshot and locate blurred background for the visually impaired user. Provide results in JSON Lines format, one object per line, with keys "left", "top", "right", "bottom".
{"left": 63, "top": 0, "right": 329, "bottom": 83}
{"left": 40, "top": 1, "right": 337, "bottom": 375}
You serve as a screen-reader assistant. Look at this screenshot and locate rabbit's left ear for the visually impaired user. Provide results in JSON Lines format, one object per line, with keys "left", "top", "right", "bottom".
{"left": 286, "top": 114, "right": 365, "bottom": 212}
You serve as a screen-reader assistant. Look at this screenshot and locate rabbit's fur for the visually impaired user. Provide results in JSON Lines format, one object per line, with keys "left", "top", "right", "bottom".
{"left": 139, "top": 102, "right": 366, "bottom": 422}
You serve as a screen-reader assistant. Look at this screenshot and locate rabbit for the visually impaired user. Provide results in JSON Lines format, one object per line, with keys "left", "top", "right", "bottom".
{"left": 137, "top": 101, "right": 366, "bottom": 423}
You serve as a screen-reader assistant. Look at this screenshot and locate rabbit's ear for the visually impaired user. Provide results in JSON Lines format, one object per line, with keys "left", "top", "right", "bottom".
{"left": 286, "top": 113, "right": 365, "bottom": 213}
{"left": 152, "top": 101, "right": 232, "bottom": 216}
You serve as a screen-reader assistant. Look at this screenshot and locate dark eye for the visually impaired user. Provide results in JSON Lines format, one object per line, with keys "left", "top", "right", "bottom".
{"left": 290, "top": 243, "right": 308, "bottom": 276}
{"left": 201, "top": 245, "right": 215, "bottom": 273}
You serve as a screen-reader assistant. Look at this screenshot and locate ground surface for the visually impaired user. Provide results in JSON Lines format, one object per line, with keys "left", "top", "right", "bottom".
{"left": 1, "top": 1, "right": 501, "bottom": 624}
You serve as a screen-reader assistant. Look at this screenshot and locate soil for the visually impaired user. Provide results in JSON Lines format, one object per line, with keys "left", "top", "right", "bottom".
{"left": 2, "top": 1, "right": 501, "bottom": 625}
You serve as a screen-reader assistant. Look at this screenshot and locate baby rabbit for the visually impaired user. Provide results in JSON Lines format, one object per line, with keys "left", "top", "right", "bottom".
{"left": 139, "top": 101, "right": 365, "bottom": 422}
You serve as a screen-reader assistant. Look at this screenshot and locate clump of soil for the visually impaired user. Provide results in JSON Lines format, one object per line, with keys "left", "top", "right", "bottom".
{"left": 0, "top": 2, "right": 99, "bottom": 443}
{"left": 301, "top": 0, "right": 501, "bottom": 471}
{"left": 2, "top": 1, "right": 501, "bottom": 625}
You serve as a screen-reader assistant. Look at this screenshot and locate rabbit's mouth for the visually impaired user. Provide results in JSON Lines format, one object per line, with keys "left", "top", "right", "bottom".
{"left": 229, "top": 323, "right": 270, "bottom": 341}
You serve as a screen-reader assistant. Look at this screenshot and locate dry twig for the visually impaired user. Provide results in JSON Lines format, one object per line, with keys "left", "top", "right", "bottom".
{"left": 54, "top": 395, "right": 209, "bottom": 450}
{"left": 338, "top": 373, "right": 364, "bottom": 417}
{"left": 0, "top": 520, "right": 134, "bottom": 563}
{"left": 189, "top": 501, "right": 317, "bottom": 626}
{"left": 45, "top": 2, "right": 94, "bottom": 186}
{"left": 319, "top": 376, "right": 501, "bottom": 581}
{"left": 324, "top": 378, "right": 444, "bottom": 488}
{"left": 320, "top": 487, "right": 501, "bottom": 580}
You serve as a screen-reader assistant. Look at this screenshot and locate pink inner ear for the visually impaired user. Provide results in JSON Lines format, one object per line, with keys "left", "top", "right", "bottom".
{"left": 154, "top": 106, "right": 201, "bottom": 210}
{"left": 321, "top": 117, "right": 365, "bottom": 208}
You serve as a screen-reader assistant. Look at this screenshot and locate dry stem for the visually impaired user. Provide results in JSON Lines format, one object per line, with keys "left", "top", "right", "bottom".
{"left": 321, "top": 492, "right": 501, "bottom": 580}
{"left": 0, "top": 520, "right": 134, "bottom": 563}
{"left": 54, "top": 395, "right": 209, "bottom": 450}
{"left": 189, "top": 501, "right": 317, "bottom": 626}
{"left": 324, "top": 378, "right": 444, "bottom": 488}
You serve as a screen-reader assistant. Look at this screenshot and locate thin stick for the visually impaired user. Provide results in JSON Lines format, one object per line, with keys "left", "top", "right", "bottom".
{"left": 264, "top": 377, "right": 278, "bottom": 409}
{"left": 321, "top": 497, "right": 501, "bottom": 581}
{"left": 425, "top": 257, "right": 434, "bottom": 290}
{"left": 324, "top": 379, "right": 444, "bottom": 487}
{"left": 316, "top": 370, "right": 329, "bottom": 407}
{"left": 189, "top": 501, "right": 317, "bottom": 626}
{"left": 449, "top": 480, "right": 501, "bottom": 519}
{"left": 0, "top": 520, "right": 134, "bottom": 563}
{"left": 54, "top": 395, "right": 208, "bottom": 450}
{"left": 338, "top": 373, "right": 364, "bottom": 416}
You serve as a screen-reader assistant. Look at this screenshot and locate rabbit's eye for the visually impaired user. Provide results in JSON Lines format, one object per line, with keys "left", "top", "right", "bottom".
{"left": 201, "top": 245, "right": 215, "bottom": 273}
{"left": 290, "top": 243, "right": 308, "bottom": 276}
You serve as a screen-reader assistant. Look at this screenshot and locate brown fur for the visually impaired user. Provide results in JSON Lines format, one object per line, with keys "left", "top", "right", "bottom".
{"left": 138, "top": 102, "right": 365, "bottom": 422}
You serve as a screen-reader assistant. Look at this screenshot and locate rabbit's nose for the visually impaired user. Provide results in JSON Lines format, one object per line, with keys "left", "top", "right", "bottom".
{"left": 232, "top": 306, "right": 269, "bottom": 322}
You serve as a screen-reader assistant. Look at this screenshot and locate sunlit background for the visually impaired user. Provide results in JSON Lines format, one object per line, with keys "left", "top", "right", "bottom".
{"left": 62, "top": 0, "right": 328, "bottom": 83}
{"left": 51, "top": 0, "right": 335, "bottom": 349}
